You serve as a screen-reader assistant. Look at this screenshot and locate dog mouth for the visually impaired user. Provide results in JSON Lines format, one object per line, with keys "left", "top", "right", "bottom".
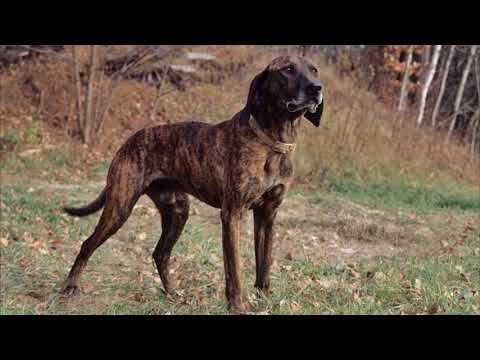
{"left": 286, "top": 93, "right": 323, "bottom": 113}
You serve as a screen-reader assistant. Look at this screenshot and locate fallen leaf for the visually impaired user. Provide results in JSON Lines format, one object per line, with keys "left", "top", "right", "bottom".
{"left": 132, "top": 293, "right": 147, "bottom": 303}
{"left": 340, "top": 248, "right": 357, "bottom": 255}
{"left": 48, "top": 239, "right": 63, "bottom": 249}
{"left": 350, "top": 269, "right": 362, "bottom": 279}
{"left": 256, "top": 311, "right": 271, "bottom": 315}
{"left": 141, "top": 270, "right": 153, "bottom": 278}
{"left": 20, "top": 149, "right": 41, "bottom": 157}
{"left": 414, "top": 279, "right": 422, "bottom": 290}
{"left": 83, "top": 284, "right": 95, "bottom": 294}
{"left": 291, "top": 301, "right": 300, "bottom": 312}
{"left": 316, "top": 279, "right": 337, "bottom": 289}
{"left": 0, "top": 237, "right": 8, "bottom": 247}
{"left": 297, "top": 278, "right": 312, "bottom": 294}
{"left": 23, "top": 232, "right": 34, "bottom": 244}
{"left": 374, "top": 272, "right": 386, "bottom": 281}
{"left": 27, "top": 291, "right": 44, "bottom": 300}
{"left": 427, "top": 304, "right": 439, "bottom": 314}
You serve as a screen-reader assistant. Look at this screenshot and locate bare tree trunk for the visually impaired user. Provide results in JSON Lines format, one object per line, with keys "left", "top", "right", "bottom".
{"left": 398, "top": 45, "right": 413, "bottom": 111}
{"left": 416, "top": 45, "right": 442, "bottom": 127}
{"left": 0, "top": 76, "right": 4, "bottom": 109}
{"left": 149, "top": 65, "right": 169, "bottom": 121}
{"left": 94, "top": 48, "right": 158, "bottom": 135}
{"left": 447, "top": 45, "right": 478, "bottom": 141}
{"left": 300, "top": 45, "right": 311, "bottom": 57}
{"left": 431, "top": 45, "right": 456, "bottom": 127}
{"left": 415, "top": 45, "right": 431, "bottom": 104}
{"left": 93, "top": 64, "right": 105, "bottom": 128}
{"left": 470, "top": 57, "right": 480, "bottom": 159}
{"left": 475, "top": 55, "right": 480, "bottom": 102}
{"left": 71, "top": 46, "right": 85, "bottom": 142}
{"left": 83, "top": 45, "right": 97, "bottom": 144}
{"left": 471, "top": 108, "right": 480, "bottom": 157}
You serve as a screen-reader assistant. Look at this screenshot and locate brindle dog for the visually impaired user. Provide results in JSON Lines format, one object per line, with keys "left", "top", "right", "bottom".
{"left": 61, "top": 55, "right": 324, "bottom": 313}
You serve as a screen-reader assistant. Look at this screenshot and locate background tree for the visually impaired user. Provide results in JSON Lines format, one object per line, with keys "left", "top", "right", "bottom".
{"left": 447, "top": 45, "right": 478, "bottom": 141}
{"left": 416, "top": 45, "right": 442, "bottom": 127}
{"left": 398, "top": 46, "right": 413, "bottom": 111}
{"left": 431, "top": 45, "right": 456, "bottom": 127}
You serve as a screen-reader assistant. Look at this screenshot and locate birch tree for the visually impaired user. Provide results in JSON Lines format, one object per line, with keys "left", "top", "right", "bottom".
{"left": 470, "top": 108, "right": 480, "bottom": 156}
{"left": 398, "top": 45, "right": 413, "bottom": 111}
{"left": 469, "top": 55, "right": 480, "bottom": 156}
{"left": 416, "top": 45, "right": 442, "bottom": 127}
{"left": 415, "top": 45, "right": 431, "bottom": 104}
{"left": 447, "top": 45, "right": 478, "bottom": 141}
{"left": 431, "top": 45, "right": 456, "bottom": 127}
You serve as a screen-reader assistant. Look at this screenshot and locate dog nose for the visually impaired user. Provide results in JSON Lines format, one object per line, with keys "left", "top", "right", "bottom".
{"left": 307, "top": 83, "right": 322, "bottom": 95}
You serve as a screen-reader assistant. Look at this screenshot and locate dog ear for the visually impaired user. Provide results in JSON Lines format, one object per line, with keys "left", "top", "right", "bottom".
{"left": 246, "top": 67, "right": 269, "bottom": 114}
{"left": 304, "top": 100, "right": 324, "bottom": 127}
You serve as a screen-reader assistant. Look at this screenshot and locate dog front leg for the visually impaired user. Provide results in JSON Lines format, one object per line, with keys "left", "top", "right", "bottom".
{"left": 253, "top": 205, "right": 277, "bottom": 295}
{"left": 253, "top": 185, "right": 285, "bottom": 295}
{"left": 220, "top": 206, "right": 248, "bottom": 314}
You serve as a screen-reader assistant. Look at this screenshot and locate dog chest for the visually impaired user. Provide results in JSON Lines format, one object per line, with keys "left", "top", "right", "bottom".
{"left": 264, "top": 153, "right": 294, "bottom": 181}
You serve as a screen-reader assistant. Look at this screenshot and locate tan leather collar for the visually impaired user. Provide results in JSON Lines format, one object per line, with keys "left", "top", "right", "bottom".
{"left": 248, "top": 116, "right": 296, "bottom": 154}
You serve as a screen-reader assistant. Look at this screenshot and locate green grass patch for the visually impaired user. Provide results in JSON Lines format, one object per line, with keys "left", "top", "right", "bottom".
{"left": 325, "top": 170, "right": 480, "bottom": 213}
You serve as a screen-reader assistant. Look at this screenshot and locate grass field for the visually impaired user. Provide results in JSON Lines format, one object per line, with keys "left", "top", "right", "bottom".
{"left": 1, "top": 172, "right": 478, "bottom": 314}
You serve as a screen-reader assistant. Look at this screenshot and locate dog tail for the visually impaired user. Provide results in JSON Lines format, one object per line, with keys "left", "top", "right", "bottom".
{"left": 63, "top": 188, "right": 107, "bottom": 217}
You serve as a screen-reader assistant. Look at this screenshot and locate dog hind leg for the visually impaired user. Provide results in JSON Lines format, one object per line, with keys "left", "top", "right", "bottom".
{"left": 60, "top": 188, "right": 140, "bottom": 296}
{"left": 147, "top": 189, "right": 190, "bottom": 295}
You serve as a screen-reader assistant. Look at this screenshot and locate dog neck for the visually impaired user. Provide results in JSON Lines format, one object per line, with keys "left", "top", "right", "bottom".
{"left": 248, "top": 115, "right": 296, "bottom": 154}
{"left": 249, "top": 107, "right": 302, "bottom": 144}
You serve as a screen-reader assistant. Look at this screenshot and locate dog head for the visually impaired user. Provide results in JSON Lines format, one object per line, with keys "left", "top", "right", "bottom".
{"left": 246, "top": 55, "right": 324, "bottom": 127}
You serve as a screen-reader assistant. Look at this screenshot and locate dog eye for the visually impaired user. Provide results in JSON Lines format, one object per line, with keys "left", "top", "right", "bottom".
{"left": 311, "top": 67, "right": 318, "bottom": 74}
{"left": 284, "top": 65, "right": 295, "bottom": 73}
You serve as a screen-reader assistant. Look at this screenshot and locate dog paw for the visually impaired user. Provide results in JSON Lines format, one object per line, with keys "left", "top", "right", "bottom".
{"left": 60, "top": 285, "right": 80, "bottom": 297}
{"left": 229, "top": 300, "right": 254, "bottom": 315}
{"left": 254, "top": 284, "right": 271, "bottom": 297}
{"left": 162, "top": 287, "right": 180, "bottom": 299}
